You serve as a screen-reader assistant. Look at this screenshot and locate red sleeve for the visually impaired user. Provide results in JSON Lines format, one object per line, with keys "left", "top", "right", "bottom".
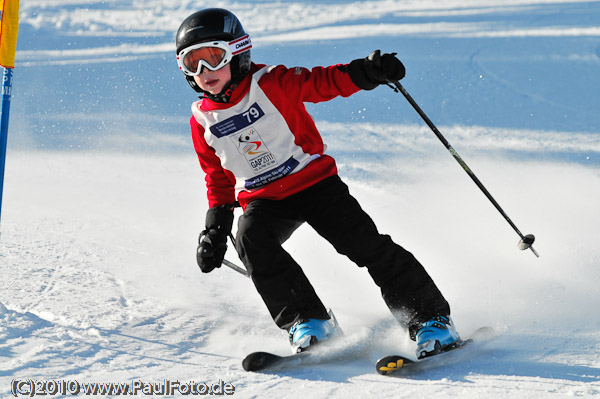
{"left": 270, "top": 64, "right": 361, "bottom": 103}
{"left": 190, "top": 116, "right": 236, "bottom": 207}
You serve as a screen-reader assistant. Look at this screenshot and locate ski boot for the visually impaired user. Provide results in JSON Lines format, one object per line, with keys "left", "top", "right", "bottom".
{"left": 415, "top": 315, "right": 461, "bottom": 359}
{"left": 288, "top": 309, "right": 341, "bottom": 354}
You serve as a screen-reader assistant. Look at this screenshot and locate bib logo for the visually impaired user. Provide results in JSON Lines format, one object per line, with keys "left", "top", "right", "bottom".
{"left": 231, "top": 128, "right": 277, "bottom": 174}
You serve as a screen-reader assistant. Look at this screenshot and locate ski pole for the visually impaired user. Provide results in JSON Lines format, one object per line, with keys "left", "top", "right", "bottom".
{"left": 222, "top": 233, "right": 250, "bottom": 277}
{"left": 223, "top": 258, "right": 250, "bottom": 277}
{"left": 387, "top": 80, "right": 539, "bottom": 257}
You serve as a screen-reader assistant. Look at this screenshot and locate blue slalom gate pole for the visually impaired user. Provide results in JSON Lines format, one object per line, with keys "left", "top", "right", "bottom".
{"left": 0, "top": 67, "right": 13, "bottom": 230}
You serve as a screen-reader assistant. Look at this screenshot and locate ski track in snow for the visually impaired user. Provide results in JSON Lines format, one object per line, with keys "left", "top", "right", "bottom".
{"left": 2, "top": 1, "right": 600, "bottom": 398}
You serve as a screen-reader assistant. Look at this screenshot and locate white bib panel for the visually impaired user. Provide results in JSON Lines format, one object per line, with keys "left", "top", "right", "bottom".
{"left": 192, "top": 67, "right": 317, "bottom": 195}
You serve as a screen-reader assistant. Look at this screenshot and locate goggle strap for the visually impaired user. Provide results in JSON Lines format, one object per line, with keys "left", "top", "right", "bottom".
{"left": 229, "top": 35, "right": 252, "bottom": 55}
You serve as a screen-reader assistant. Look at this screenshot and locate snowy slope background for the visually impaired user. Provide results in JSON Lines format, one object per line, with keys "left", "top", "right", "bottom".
{"left": 1, "top": 0, "right": 600, "bottom": 397}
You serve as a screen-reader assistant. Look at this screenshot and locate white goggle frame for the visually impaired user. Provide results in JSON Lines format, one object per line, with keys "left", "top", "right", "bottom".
{"left": 176, "top": 35, "right": 252, "bottom": 76}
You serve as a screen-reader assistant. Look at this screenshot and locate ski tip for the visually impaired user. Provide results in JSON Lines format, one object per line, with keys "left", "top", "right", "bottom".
{"left": 242, "top": 350, "right": 309, "bottom": 372}
{"left": 242, "top": 351, "right": 278, "bottom": 372}
{"left": 375, "top": 355, "right": 414, "bottom": 375}
{"left": 241, "top": 354, "right": 258, "bottom": 372}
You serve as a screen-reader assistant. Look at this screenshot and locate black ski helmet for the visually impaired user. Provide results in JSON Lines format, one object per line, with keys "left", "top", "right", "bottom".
{"left": 176, "top": 8, "right": 252, "bottom": 96}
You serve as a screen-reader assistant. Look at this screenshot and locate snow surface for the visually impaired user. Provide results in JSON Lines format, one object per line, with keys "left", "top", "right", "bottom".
{"left": 1, "top": 0, "right": 600, "bottom": 398}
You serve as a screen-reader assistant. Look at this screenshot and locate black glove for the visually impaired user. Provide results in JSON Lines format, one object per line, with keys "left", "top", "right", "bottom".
{"left": 197, "top": 204, "right": 234, "bottom": 273}
{"left": 347, "top": 50, "right": 406, "bottom": 90}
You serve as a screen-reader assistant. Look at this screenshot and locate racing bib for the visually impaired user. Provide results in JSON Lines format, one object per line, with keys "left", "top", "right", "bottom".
{"left": 192, "top": 67, "right": 317, "bottom": 194}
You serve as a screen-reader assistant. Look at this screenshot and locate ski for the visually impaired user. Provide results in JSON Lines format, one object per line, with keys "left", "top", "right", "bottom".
{"left": 375, "top": 326, "right": 495, "bottom": 376}
{"left": 242, "top": 350, "right": 311, "bottom": 372}
{"left": 375, "top": 339, "right": 471, "bottom": 375}
{"left": 242, "top": 334, "right": 364, "bottom": 372}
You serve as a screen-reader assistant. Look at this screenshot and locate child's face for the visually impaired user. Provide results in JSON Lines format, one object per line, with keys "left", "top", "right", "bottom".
{"left": 194, "top": 64, "right": 232, "bottom": 95}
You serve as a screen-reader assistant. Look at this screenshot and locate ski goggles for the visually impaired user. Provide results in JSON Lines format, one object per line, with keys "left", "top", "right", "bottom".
{"left": 176, "top": 35, "right": 252, "bottom": 76}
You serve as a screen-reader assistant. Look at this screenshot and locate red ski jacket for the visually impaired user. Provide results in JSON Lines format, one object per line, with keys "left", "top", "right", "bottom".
{"left": 190, "top": 62, "right": 361, "bottom": 209}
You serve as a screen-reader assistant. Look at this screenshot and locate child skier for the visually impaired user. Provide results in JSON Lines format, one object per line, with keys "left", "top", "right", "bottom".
{"left": 176, "top": 8, "right": 461, "bottom": 357}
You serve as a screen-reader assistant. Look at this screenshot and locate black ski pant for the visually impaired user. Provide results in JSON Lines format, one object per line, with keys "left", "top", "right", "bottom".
{"left": 235, "top": 175, "right": 450, "bottom": 338}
